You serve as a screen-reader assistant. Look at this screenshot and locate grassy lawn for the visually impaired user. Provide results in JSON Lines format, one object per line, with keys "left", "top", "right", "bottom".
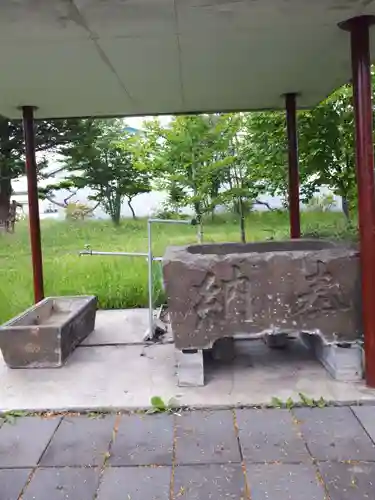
{"left": 0, "top": 211, "right": 348, "bottom": 325}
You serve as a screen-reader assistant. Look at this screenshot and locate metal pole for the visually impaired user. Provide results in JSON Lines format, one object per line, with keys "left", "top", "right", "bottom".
{"left": 22, "top": 106, "right": 44, "bottom": 303}
{"left": 79, "top": 218, "right": 196, "bottom": 339}
{"left": 147, "top": 220, "right": 154, "bottom": 336}
{"left": 285, "top": 93, "right": 301, "bottom": 239}
{"left": 147, "top": 218, "right": 196, "bottom": 337}
{"left": 340, "top": 15, "right": 375, "bottom": 387}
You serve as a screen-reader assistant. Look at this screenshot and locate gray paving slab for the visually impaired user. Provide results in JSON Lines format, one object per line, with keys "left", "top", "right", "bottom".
{"left": 351, "top": 405, "right": 375, "bottom": 443}
{"left": 0, "top": 416, "right": 61, "bottom": 467}
{"left": 0, "top": 468, "right": 31, "bottom": 500}
{"left": 109, "top": 413, "right": 173, "bottom": 466}
{"left": 293, "top": 406, "right": 375, "bottom": 461}
{"left": 40, "top": 415, "right": 115, "bottom": 467}
{"left": 96, "top": 466, "right": 171, "bottom": 500}
{"left": 174, "top": 464, "right": 247, "bottom": 499}
{"left": 22, "top": 467, "right": 100, "bottom": 500}
{"left": 175, "top": 410, "right": 241, "bottom": 465}
{"left": 246, "top": 463, "right": 326, "bottom": 500}
{"left": 318, "top": 461, "right": 375, "bottom": 500}
{"left": 236, "top": 408, "right": 310, "bottom": 463}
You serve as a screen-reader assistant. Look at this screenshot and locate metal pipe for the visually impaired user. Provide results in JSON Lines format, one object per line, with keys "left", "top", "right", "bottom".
{"left": 22, "top": 106, "right": 44, "bottom": 303}
{"left": 79, "top": 250, "right": 148, "bottom": 257}
{"left": 78, "top": 250, "right": 163, "bottom": 261}
{"left": 148, "top": 218, "right": 194, "bottom": 225}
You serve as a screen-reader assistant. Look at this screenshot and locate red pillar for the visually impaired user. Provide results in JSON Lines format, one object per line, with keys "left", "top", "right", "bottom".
{"left": 22, "top": 106, "right": 44, "bottom": 303}
{"left": 340, "top": 16, "right": 375, "bottom": 387}
{"left": 285, "top": 93, "right": 301, "bottom": 239}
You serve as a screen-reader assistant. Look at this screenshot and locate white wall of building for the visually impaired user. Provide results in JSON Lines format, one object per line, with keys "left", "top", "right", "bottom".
{"left": 12, "top": 181, "right": 342, "bottom": 221}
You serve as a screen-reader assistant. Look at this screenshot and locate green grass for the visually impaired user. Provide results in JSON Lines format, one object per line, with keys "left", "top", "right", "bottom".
{"left": 0, "top": 211, "right": 349, "bottom": 324}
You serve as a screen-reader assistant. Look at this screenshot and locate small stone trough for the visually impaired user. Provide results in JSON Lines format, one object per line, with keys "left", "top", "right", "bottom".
{"left": 163, "top": 240, "right": 363, "bottom": 385}
{"left": 0, "top": 296, "right": 97, "bottom": 368}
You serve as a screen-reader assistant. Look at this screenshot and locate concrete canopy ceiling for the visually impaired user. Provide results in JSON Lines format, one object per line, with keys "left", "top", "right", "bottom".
{"left": 0, "top": 0, "right": 375, "bottom": 119}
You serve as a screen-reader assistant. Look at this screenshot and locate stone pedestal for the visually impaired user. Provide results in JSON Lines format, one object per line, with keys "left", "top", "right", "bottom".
{"left": 0, "top": 296, "right": 97, "bottom": 368}
{"left": 301, "top": 332, "right": 364, "bottom": 381}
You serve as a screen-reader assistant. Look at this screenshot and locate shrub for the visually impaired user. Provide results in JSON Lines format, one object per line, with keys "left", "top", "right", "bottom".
{"left": 65, "top": 202, "right": 95, "bottom": 221}
{"left": 302, "top": 220, "right": 358, "bottom": 242}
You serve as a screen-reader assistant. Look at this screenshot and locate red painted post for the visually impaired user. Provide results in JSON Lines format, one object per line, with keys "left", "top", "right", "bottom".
{"left": 285, "top": 93, "right": 301, "bottom": 239}
{"left": 22, "top": 106, "right": 44, "bottom": 303}
{"left": 340, "top": 16, "right": 375, "bottom": 387}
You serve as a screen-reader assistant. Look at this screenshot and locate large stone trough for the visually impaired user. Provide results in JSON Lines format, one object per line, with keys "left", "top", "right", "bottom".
{"left": 163, "top": 240, "right": 363, "bottom": 384}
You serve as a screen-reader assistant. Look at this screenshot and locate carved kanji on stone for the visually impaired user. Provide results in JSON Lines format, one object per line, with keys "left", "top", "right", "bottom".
{"left": 194, "top": 273, "right": 224, "bottom": 331}
{"left": 223, "top": 265, "right": 252, "bottom": 321}
{"left": 195, "top": 266, "right": 252, "bottom": 330}
{"left": 293, "top": 260, "right": 350, "bottom": 318}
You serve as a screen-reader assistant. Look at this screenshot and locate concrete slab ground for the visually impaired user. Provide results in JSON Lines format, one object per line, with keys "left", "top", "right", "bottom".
{"left": 0, "top": 309, "right": 374, "bottom": 412}
{"left": 1, "top": 407, "right": 375, "bottom": 499}
{"left": 81, "top": 309, "right": 173, "bottom": 346}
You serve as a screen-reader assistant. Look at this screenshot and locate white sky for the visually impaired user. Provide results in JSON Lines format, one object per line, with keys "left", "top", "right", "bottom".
{"left": 125, "top": 115, "right": 171, "bottom": 129}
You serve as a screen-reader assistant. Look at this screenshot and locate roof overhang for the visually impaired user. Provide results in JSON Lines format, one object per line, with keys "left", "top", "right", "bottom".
{"left": 1, "top": 0, "right": 375, "bottom": 119}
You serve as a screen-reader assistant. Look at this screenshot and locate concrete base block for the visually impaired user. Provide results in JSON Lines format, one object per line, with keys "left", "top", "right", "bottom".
{"left": 263, "top": 332, "right": 289, "bottom": 349}
{"left": 175, "top": 349, "right": 204, "bottom": 387}
{"left": 301, "top": 332, "right": 363, "bottom": 381}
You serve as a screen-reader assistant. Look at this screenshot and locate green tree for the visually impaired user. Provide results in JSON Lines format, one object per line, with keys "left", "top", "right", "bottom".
{"left": 242, "top": 111, "right": 313, "bottom": 206}
{"left": 244, "top": 83, "right": 359, "bottom": 220}
{"left": 207, "top": 114, "right": 267, "bottom": 242}
{"left": 139, "top": 114, "right": 233, "bottom": 241}
{"left": 0, "top": 117, "right": 89, "bottom": 228}
{"left": 43, "top": 119, "right": 150, "bottom": 225}
{"left": 299, "top": 85, "right": 356, "bottom": 219}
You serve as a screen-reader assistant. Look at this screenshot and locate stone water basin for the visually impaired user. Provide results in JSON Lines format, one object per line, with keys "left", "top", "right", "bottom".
{"left": 163, "top": 240, "right": 361, "bottom": 351}
{"left": 0, "top": 296, "right": 97, "bottom": 368}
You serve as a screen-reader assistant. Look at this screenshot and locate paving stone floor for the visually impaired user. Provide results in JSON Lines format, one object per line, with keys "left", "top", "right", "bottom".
{"left": 0, "top": 405, "right": 374, "bottom": 499}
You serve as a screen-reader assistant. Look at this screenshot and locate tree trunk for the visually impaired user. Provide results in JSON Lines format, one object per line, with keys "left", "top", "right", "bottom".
{"left": 0, "top": 177, "right": 11, "bottom": 226}
{"left": 111, "top": 213, "right": 120, "bottom": 225}
{"left": 127, "top": 198, "right": 136, "bottom": 219}
{"left": 342, "top": 196, "right": 350, "bottom": 220}
{"left": 238, "top": 196, "right": 246, "bottom": 244}
{"left": 110, "top": 195, "right": 121, "bottom": 225}
{"left": 197, "top": 221, "right": 203, "bottom": 244}
{"left": 211, "top": 207, "right": 215, "bottom": 222}
{"left": 0, "top": 118, "right": 12, "bottom": 228}
{"left": 193, "top": 201, "right": 203, "bottom": 243}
